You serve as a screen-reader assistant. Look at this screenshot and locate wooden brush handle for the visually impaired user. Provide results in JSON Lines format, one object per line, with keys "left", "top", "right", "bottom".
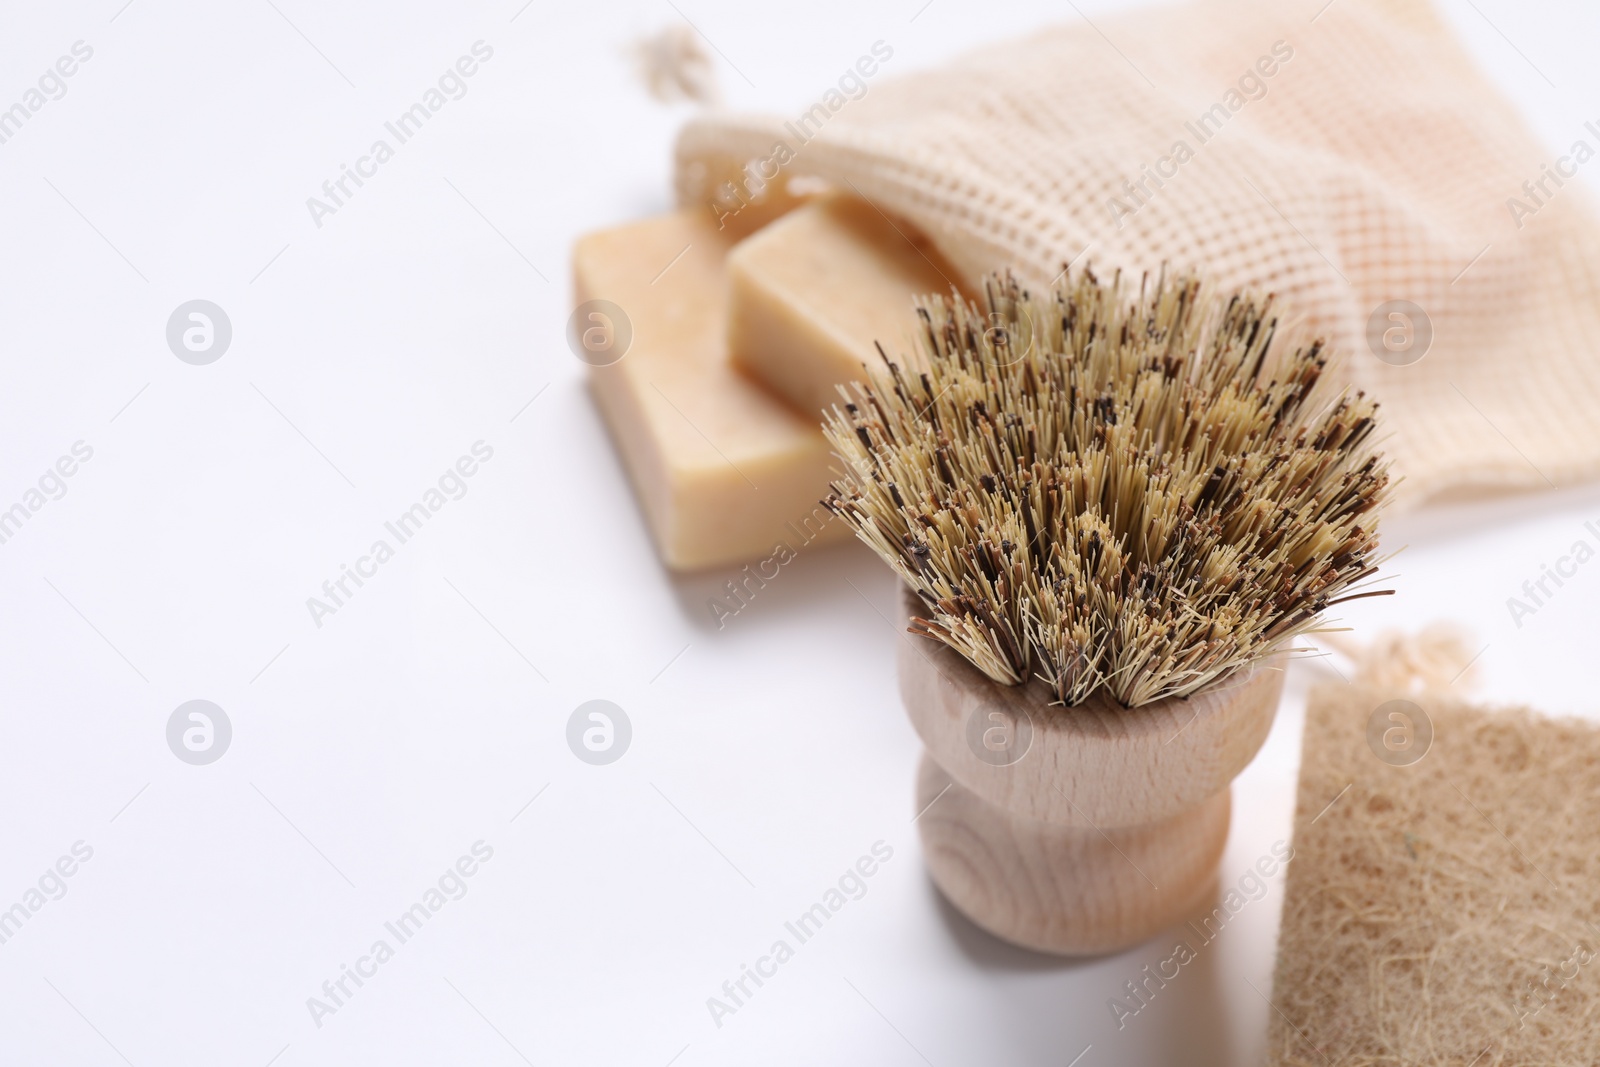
{"left": 899, "top": 590, "right": 1284, "bottom": 827}
{"left": 899, "top": 588, "right": 1286, "bottom": 954}
{"left": 916, "top": 753, "right": 1230, "bottom": 955}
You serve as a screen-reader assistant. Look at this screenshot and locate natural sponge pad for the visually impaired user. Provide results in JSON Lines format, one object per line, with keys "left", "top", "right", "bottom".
{"left": 1268, "top": 684, "right": 1600, "bottom": 1064}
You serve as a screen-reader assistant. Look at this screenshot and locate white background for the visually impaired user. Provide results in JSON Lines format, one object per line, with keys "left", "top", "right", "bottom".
{"left": 2, "top": 1, "right": 1599, "bottom": 1064}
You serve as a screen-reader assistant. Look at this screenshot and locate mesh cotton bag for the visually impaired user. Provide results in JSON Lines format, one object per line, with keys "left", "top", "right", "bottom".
{"left": 674, "top": 0, "right": 1600, "bottom": 509}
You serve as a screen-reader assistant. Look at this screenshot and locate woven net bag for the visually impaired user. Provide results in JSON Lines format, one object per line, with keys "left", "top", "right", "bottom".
{"left": 674, "top": 0, "right": 1600, "bottom": 508}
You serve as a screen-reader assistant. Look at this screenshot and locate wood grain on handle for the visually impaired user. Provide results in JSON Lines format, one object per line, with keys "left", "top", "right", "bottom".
{"left": 898, "top": 589, "right": 1285, "bottom": 828}
{"left": 917, "top": 753, "right": 1230, "bottom": 956}
{"left": 899, "top": 587, "right": 1288, "bottom": 954}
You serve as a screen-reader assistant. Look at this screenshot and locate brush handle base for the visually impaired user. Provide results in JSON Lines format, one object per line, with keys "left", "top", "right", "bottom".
{"left": 916, "top": 751, "right": 1230, "bottom": 955}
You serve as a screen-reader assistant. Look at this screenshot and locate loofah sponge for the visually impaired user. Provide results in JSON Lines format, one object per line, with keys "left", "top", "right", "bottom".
{"left": 1268, "top": 683, "right": 1600, "bottom": 1065}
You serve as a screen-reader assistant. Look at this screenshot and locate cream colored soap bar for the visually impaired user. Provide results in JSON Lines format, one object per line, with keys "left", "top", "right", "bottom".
{"left": 575, "top": 211, "right": 847, "bottom": 572}
{"left": 727, "top": 194, "right": 961, "bottom": 418}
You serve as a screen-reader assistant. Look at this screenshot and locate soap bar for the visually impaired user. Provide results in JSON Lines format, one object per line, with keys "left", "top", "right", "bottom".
{"left": 575, "top": 210, "right": 847, "bottom": 571}
{"left": 727, "top": 194, "right": 961, "bottom": 418}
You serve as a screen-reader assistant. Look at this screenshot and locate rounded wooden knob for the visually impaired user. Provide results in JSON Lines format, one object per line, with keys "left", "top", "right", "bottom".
{"left": 916, "top": 753, "right": 1230, "bottom": 955}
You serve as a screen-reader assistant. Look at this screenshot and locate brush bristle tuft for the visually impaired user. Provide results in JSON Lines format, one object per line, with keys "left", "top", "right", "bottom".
{"left": 824, "top": 267, "right": 1391, "bottom": 708}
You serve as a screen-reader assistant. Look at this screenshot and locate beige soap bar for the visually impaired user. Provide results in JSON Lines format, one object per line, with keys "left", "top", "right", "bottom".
{"left": 727, "top": 194, "right": 961, "bottom": 419}
{"left": 575, "top": 210, "right": 848, "bottom": 571}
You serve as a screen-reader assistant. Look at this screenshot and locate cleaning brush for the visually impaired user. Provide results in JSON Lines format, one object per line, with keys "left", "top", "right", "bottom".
{"left": 823, "top": 266, "right": 1392, "bottom": 707}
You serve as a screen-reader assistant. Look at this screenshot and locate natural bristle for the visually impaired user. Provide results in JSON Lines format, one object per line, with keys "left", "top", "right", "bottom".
{"left": 824, "top": 267, "right": 1392, "bottom": 708}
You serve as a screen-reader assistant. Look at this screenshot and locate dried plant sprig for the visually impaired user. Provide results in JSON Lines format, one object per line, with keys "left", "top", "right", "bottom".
{"left": 824, "top": 267, "right": 1392, "bottom": 708}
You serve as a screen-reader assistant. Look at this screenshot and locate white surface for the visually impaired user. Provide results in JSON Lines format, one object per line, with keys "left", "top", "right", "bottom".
{"left": 2, "top": 1, "right": 1598, "bottom": 1064}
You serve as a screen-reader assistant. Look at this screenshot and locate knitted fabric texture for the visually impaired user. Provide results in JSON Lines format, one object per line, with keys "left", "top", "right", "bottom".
{"left": 1269, "top": 684, "right": 1600, "bottom": 1064}
{"left": 673, "top": 0, "right": 1600, "bottom": 509}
